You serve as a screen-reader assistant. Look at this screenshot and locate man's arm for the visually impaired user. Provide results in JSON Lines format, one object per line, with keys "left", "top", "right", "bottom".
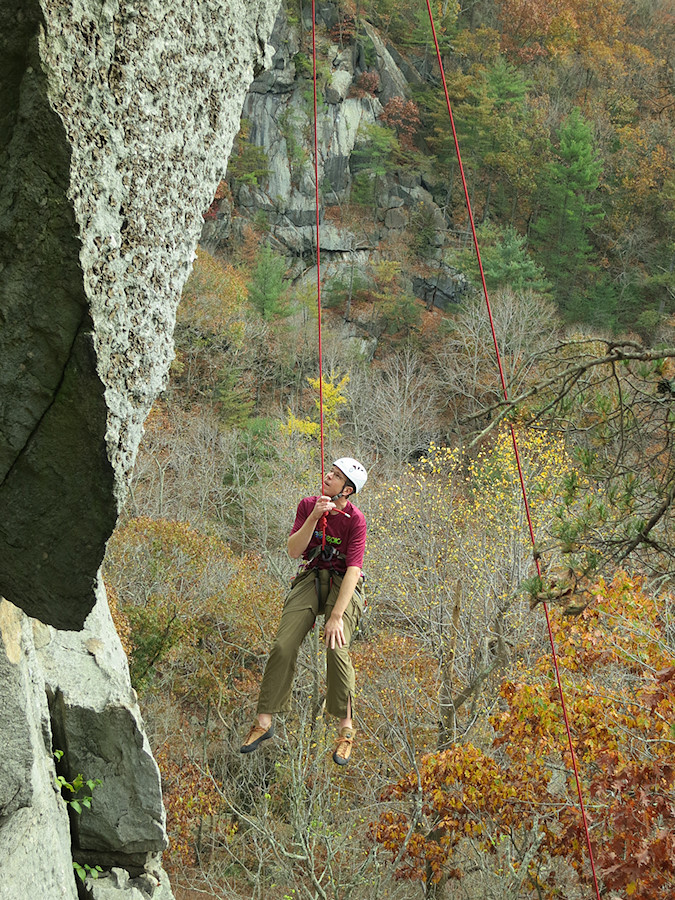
{"left": 324, "top": 565, "right": 362, "bottom": 649}
{"left": 287, "top": 495, "right": 335, "bottom": 559}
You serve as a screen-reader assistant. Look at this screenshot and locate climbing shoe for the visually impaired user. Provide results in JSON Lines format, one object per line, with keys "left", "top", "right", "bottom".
{"left": 332, "top": 727, "right": 355, "bottom": 766}
{"left": 240, "top": 720, "right": 275, "bottom": 754}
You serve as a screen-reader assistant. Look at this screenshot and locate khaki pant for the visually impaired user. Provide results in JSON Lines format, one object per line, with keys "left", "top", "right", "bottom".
{"left": 256, "top": 568, "right": 364, "bottom": 719}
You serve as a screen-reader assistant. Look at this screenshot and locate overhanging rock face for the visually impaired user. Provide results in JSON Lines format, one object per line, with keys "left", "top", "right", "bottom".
{"left": 0, "top": 0, "right": 279, "bottom": 629}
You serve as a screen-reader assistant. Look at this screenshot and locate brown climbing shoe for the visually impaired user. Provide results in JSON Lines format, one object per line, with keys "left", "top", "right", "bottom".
{"left": 240, "top": 719, "right": 274, "bottom": 754}
{"left": 333, "top": 727, "right": 355, "bottom": 766}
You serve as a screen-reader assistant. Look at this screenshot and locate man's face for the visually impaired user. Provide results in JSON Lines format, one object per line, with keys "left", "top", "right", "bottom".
{"left": 323, "top": 465, "right": 349, "bottom": 498}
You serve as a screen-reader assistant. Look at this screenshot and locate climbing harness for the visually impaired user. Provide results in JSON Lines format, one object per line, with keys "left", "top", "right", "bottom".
{"left": 305, "top": 543, "right": 348, "bottom": 568}
{"left": 422, "top": 3, "right": 602, "bottom": 896}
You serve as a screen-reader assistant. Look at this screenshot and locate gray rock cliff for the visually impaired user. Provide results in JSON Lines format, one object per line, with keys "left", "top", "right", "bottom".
{"left": 203, "top": 3, "right": 468, "bottom": 317}
{"left": 0, "top": 0, "right": 280, "bottom": 896}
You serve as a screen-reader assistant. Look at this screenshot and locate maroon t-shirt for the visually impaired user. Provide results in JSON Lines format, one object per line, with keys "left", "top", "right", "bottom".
{"left": 291, "top": 497, "right": 367, "bottom": 572}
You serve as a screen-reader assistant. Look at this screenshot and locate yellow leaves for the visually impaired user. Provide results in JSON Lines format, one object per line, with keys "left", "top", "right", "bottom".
{"left": 179, "top": 248, "right": 248, "bottom": 337}
{"left": 104, "top": 516, "right": 279, "bottom": 699}
{"left": 281, "top": 374, "right": 349, "bottom": 438}
{"left": 281, "top": 411, "right": 319, "bottom": 438}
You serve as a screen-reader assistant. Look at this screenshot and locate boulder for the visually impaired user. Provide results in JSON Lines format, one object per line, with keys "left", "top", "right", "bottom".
{"left": 384, "top": 207, "right": 409, "bottom": 229}
{"left": 412, "top": 265, "right": 468, "bottom": 310}
{"left": 83, "top": 866, "right": 174, "bottom": 900}
{"left": 249, "top": 8, "right": 299, "bottom": 95}
{"left": 361, "top": 21, "right": 410, "bottom": 104}
{"left": 326, "top": 69, "right": 353, "bottom": 104}
{"left": 319, "top": 224, "right": 360, "bottom": 252}
{"left": 38, "top": 580, "right": 167, "bottom": 868}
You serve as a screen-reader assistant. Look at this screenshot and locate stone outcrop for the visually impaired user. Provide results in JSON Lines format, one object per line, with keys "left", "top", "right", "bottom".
{"left": 204, "top": 2, "right": 464, "bottom": 320}
{"left": 0, "top": 0, "right": 280, "bottom": 897}
{"left": 0, "top": 601, "right": 77, "bottom": 900}
{"left": 412, "top": 264, "right": 469, "bottom": 311}
{"left": 38, "top": 581, "right": 167, "bottom": 870}
{"left": 84, "top": 866, "right": 175, "bottom": 900}
{"left": 212, "top": 3, "right": 455, "bottom": 258}
{"left": 0, "top": 587, "right": 174, "bottom": 898}
{"left": 1, "top": 0, "right": 278, "bottom": 629}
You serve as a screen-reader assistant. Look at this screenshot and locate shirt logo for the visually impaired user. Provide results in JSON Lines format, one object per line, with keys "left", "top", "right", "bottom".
{"left": 314, "top": 531, "right": 342, "bottom": 545}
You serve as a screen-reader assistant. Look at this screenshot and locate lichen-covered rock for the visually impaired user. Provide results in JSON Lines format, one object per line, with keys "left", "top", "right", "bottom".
{"left": 1, "top": 1, "right": 280, "bottom": 898}
{"left": 0, "top": 0, "right": 279, "bottom": 630}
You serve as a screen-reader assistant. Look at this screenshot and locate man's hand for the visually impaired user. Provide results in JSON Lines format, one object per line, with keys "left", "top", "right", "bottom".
{"left": 324, "top": 613, "right": 346, "bottom": 649}
{"left": 311, "top": 495, "right": 336, "bottom": 522}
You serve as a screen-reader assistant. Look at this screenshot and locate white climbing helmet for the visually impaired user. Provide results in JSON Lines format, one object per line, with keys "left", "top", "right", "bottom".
{"left": 333, "top": 457, "right": 368, "bottom": 493}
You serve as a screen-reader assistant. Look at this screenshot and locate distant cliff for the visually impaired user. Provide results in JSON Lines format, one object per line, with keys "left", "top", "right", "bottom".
{"left": 0, "top": 0, "right": 279, "bottom": 897}
{"left": 203, "top": 2, "right": 467, "bottom": 315}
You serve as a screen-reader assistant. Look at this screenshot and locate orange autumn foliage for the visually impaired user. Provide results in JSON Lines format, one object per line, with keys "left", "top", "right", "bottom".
{"left": 495, "top": 0, "right": 628, "bottom": 62}
{"left": 372, "top": 573, "right": 675, "bottom": 898}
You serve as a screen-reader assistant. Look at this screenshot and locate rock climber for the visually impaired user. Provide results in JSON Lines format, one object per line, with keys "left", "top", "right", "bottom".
{"left": 240, "top": 457, "right": 368, "bottom": 766}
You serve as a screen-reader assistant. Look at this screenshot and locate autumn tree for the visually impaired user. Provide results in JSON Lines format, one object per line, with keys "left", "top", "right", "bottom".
{"left": 473, "top": 336, "right": 675, "bottom": 597}
{"left": 103, "top": 516, "right": 281, "bottom": 869}
{"left": 367, "top": 428, "right": 574, "bottom": 749}
{"left": 378, "top": 96, "right": 422, "bottom": 151}
{"left": 372, "top": 573, "right": 675, "bottom": 899}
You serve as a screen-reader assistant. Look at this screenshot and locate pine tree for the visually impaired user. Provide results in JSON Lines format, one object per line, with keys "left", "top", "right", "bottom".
{"left": 531, "top": 108, "right": 605, "bottom": 318}
{"left": 457, "top": 221, "right": 550, "bottom": 294}
{"left": 247, "top": 244, "right": 291, "bottom": 321}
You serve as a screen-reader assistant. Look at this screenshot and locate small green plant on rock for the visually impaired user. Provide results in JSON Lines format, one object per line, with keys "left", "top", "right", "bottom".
{"left": 73, "top": 861, "right": 104, "bottom": 884}
{"left": 53, "top": 750, "right": 105, "bottom": 884}
{"left": 53, "top": 749, "right": 102, "bottom": 815}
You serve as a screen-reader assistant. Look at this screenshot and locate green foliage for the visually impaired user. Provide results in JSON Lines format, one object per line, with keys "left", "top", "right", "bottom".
{"left": 292, "top": 52, "right": 312, "bottom": 78}
{"left": 227, "top": 143, "right": 269, "bottom": 187}
{"left": 214, "top": 365, "right": 255, "bottom": 427}
{"left": 356, "top": 30, "right": 378, "bottom": 68}
{"left": 322, "top": 271, "right": 370, "bottom": 310}
{"left": 379, "top": 293, "right": 422, "bottom": 335}
{"left": 247, "top": 244, "right": 292, "bottom": 321}
{"left": 409, "top": 203, "right": 439, "bottom": 260}
{"left": 227, "top": 119, "right": 269, "bottom": 187}
{"left": 531, "top": 108, "right": 605, "bottom": 316}
{"left": 428, "top": 53, "right": 545, "bottom": 219}
{"left": 53, "top": 750, "right": 102, "bottom": 816}
{"left": 284, "top": 0, "right": 301, "bottom": 27}
{"left": 351, "top": 123, "right": 399, "bottom": 178}
{"left": 350, "top": 123, "right": 399, "bottom": 208}
{"left": 563, "top": 275, "right": 619, "bottom": 332}
{"left": 73, "top": 862, "right": 104, "bottom": 884}
{"left": 278, "top": 108, "right": 309, "bottom": 183}
{"left": 455, "top": 222, "right": 550, "bottom": 294}
{"left": 361, "top": 0, "right": 459, "bottom": 50}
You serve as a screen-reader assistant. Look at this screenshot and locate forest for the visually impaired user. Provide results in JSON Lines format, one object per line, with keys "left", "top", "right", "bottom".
{"left": 102, "top": 1, "right": 674, "bottom": 898}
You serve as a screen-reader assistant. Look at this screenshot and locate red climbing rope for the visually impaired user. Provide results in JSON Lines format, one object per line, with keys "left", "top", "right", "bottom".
{"left": 311, "top": 0, "right": 328, "bottom": 549}
{"left": 423, "top": 3, "right": 601, "bottom": 896}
